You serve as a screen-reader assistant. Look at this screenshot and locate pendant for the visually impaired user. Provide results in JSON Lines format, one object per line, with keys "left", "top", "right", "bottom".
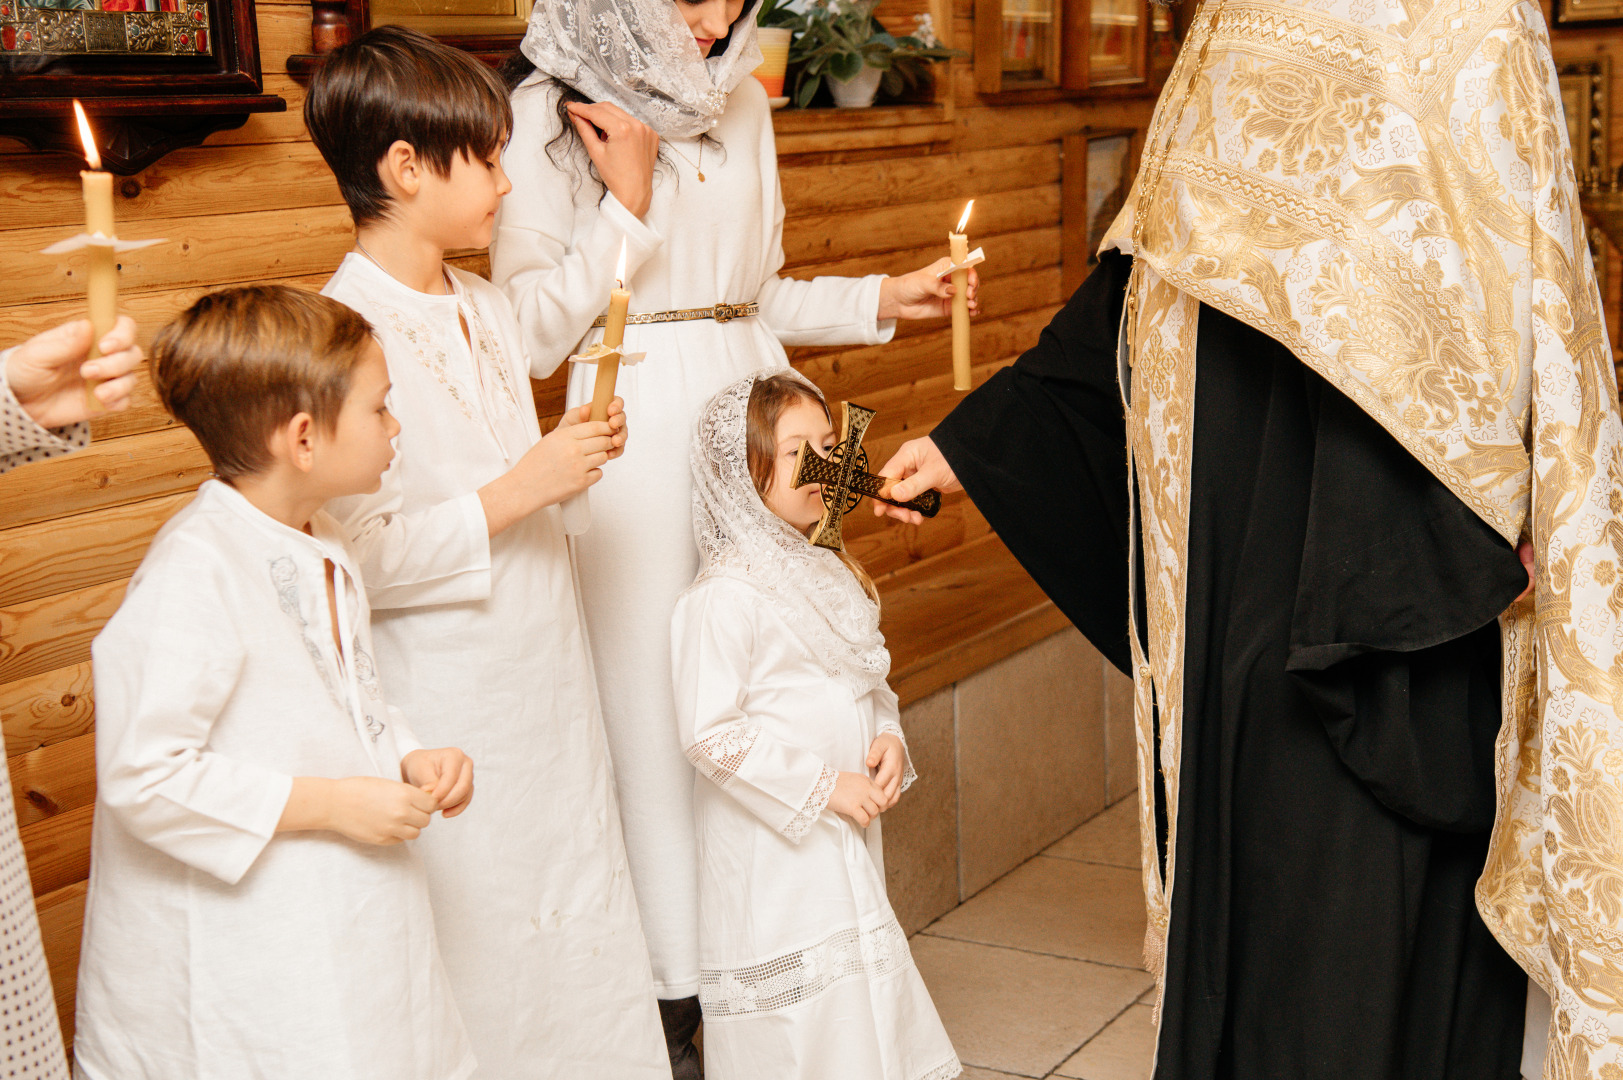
{"left": 697, "top": 171, "right": 706, "bottom": 182}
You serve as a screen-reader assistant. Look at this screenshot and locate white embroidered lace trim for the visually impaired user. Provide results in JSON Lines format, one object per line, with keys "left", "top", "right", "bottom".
{"left": 783, "top": 764, "right": 837, "bottom": 842}
{"left": 699, "top": 915, "right": 915, "bottom": 1018}
{"left": 877, "top": 718, "right": 918, "bottom": 794}
{"left": 917, "top": 1056, "right": 963, "bottom": 1080}
{"left": 687, "top": 722, "right": 761, "bottom": 788}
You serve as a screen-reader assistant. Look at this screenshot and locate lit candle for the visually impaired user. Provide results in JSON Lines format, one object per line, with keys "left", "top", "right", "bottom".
{"left": 590, "top": 239, "right": 631, "bottom": 423}
{"left": 75, "top": 101, "right": 115, "bottom": 410}
{"left": 949, "top": 200, "right": 974, "bottom": 392}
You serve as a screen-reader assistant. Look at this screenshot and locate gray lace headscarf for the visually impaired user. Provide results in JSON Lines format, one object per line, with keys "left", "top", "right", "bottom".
{"left": 519, "top": 0, "right": 763, "bottom": 138}
{"left": 689, "top": 372, "right": 891, "bottom": 696}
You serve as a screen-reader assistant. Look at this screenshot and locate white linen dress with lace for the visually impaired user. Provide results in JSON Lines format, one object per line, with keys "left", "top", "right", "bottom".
{"left": 673, "top": 578, "right": 960, "bottom": 1080}
{"left": 669, "top": 373, "right": 960, "bottom": 1080}
{"left": 74, "top": 480, "right": 473, "bottom": 1080}
{"left": 322, "top": 254, "right": 668, "bottom": 1080}
{"left": 491, "top": 74, "right": 894, "bottom": 997}
{"left": 0, "top": 351, "right": 87, "bottom": 1080}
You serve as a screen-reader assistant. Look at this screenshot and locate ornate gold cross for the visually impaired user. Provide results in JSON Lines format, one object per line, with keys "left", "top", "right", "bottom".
{"left": 791, "top": 401, "right": 942, "bottom": 551}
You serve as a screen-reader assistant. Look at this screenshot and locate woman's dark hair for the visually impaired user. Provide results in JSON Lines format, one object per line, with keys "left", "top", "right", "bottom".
{"left": 498, "top": 0, "right": 757, "bottom": 192}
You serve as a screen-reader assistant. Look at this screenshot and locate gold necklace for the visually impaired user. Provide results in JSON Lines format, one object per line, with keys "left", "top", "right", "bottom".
{"left": 668, "top": 139, "right": 705, "bottom": 182}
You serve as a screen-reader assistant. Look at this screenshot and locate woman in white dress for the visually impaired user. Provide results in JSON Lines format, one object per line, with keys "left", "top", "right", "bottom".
{"left": 671, "top": 371, "right": 959, "bottom": 1080}
{"left": 491, "top": 0, "right": 975, "bottom": 1069}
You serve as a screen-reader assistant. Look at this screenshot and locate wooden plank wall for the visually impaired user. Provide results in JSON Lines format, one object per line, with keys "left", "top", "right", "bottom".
{"left": 0, "top": 0, "right": 1157, "bottom": 1047}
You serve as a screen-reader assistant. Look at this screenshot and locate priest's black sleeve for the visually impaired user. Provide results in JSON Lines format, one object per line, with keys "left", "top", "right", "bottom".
{"left": 929, "top": 251, "right": 1133, "bottom": 674}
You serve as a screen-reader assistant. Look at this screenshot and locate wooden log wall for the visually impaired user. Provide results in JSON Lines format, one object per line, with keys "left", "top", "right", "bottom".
{"left": 0, "top": 0, "right": 1157, "bottom": 1047}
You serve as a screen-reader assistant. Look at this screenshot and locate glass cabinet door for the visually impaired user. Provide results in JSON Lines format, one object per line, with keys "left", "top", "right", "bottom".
{"left": 999, "top": 0, "right": 1060, "bottom": 85}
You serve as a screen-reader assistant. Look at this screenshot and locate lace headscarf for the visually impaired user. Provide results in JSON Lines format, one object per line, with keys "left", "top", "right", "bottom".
{"left": 519, "top": 0, "right": 763, "bottom": 138}
{"left": 690, "top": 372, "right": 891, "bottom": 696}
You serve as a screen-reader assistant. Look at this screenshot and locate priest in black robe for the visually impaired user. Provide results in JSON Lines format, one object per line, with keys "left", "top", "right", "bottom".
{"left": 879, "top": 248, "right": 1528, "bottom": 1078}
{"left": 871, "top": 3, "right": 1623, "bottom": 1076}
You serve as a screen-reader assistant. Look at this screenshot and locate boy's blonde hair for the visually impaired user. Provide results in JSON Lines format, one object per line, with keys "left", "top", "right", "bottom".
{"left": 745, "top": 373, "right": 881, "bottom": 607}
{"left": 151, "top": 285, "right": 374, "bottom": 481}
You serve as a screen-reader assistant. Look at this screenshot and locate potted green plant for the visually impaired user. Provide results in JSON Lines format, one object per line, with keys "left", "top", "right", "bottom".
{"left": 788, "top": 0, "right": 961, "bottom": 109}
{"left": 752, "top": 0, "right": 799, "bottom": 105}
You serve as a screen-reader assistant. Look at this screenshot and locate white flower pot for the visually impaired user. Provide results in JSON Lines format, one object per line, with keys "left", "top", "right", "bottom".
{"left": 830, "top": 64, "right": 882, "bottom": 108}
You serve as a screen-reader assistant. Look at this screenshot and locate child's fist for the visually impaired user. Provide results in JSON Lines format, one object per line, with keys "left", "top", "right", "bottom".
{"left": 401, "top": 747, "right": 475, "bottom": 818}
{"left": 866, "top": 734, "right": 907, "bottom": 810}
{"left": 326, "top": 777, "right": 438, "bottom": 846}
{"left": 828, "top": 771, "right": 888, "bottom": 828}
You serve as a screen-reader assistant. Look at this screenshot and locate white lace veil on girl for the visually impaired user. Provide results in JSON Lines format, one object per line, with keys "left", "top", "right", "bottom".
{"left": 690, "top": 372, "right": 891, "bottom": 697}
{"left": 519, "top": 0, "right": 763, "bottom": 139}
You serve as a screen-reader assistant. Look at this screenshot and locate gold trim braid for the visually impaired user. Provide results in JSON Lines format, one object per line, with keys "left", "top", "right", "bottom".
{"left": 589, "top": 301, "right": 760, "bottom": 328}
{"left": 1103, "top": 1, "right": 1623, "bottom": 1075}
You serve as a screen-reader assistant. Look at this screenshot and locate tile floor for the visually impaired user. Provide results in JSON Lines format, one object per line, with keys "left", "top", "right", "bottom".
{"left": 914, "top": 795, "right": 1155, "bottom": 1080}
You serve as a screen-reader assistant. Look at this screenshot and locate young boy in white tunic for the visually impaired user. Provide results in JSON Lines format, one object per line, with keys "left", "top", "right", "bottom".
{"left": 76, "top": 286, "right": 477, "bottom": 1080}
{"left": 305, "top": 27, "right": 669, "bottom": 1079}
{"left": 673, "top": 372, "right": 961, "bottom": 1080}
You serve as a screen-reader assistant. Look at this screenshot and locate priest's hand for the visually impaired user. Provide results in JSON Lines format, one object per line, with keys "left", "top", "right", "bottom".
{"left": 479, "top": 399, "right": 626, "bottom": 536}
{"left": 828, "top": 771, "right": 888, "bottom": 828}
{"left": 278, "top": 776, "right": 437, "bottom": 846}
{"left": 867, "top": 734, "right": 907, "bottom": 810}
{"left": 402, "top": 747, "right": 475, "bottom": 819}
{"left": 566, "top": 101, "right": 659, "bottom": 220}
{"left": 874, "top": 436, "right": 961, "bottom": 524}
{"left": 7, "top": 316, "right": 142, "bottom": 429}
{"left": 877, "top": 259, "right": 981, "bottom": 321}
{"left": 1516, "top": 538, "right": 1535, "bottom": 602}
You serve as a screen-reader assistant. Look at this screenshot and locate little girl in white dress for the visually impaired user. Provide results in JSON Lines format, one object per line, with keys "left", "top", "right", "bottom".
{"left": 671, "top": 371, "right": 961, "bottom": 1080}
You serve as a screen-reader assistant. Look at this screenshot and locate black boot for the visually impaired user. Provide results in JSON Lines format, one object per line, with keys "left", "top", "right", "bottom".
{"left": 659, "top": 996, "right": 703, "bottom": 1080}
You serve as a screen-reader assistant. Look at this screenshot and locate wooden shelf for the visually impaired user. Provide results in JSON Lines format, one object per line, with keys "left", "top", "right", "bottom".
{"left": 880, "top": 531, "right": 1068, "bottom": 706}
{"left": 771, "top": 103, "right": 953, "bottom": 157}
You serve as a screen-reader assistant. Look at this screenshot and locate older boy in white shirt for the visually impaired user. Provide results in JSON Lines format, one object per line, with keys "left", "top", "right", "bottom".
{"left": 75, "top": 286, "right": 476, "bottom": 1080}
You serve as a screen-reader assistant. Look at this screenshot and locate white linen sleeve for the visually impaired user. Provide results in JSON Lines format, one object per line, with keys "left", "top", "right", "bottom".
{"left": 491, "top": 83, "right": 663, "bottom": 379}
{"left": 387, "top": 704, "right": 425, "bottom": 764}
{"left": 673, "top": 582, "right": 838, "bottom": 843}
{"left": 91, "top": 559, "right": 292, "bottom": 886}
{"left": 325, "top": 455, "right": 492, "bottom": 612}
{"left": 0, "top": 347, "right": 89, "bottom": 473}
{"left": 751, "top": 92, "right": 897, "bottom": 349}
{"left": 871, "top": 682, "right": 917, "bottom": 794}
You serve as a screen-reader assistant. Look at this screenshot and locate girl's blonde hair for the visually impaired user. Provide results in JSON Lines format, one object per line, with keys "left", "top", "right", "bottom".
{"left": 746, "top": 373, "right": 881, "bottom": 608}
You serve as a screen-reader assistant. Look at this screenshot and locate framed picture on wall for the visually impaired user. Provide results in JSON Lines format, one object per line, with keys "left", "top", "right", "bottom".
{"left": 0, "top": 0, "right": 283, "bottom": 173}
{"left": 0, "top": 0, "right": 267, "bottom": 93}
{"left": 1060, "top": 126, "right": 1136, "bottom": 296}
{"left": 1555, "top": 0, "right": 1623, "bottom": 25}
{"left": 1557, "top": 56, "right": 1611, "bottom": 184}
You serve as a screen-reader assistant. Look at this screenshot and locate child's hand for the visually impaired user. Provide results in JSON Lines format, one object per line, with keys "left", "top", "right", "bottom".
{"left": 323, "top": 777, "right": 438, "bottom": 846}
{"left": 876, "top": 259, "right": 981, "bottom": 321}
{"left": 480, "top": 402, "right": 624, "bottom": 535}
{"left": 867, "top": 734, "right": 907, "bottom": 810}
{"left": 401, "top": 747, "right": 475, "bottom": 819}
{"left": 827, "top": 770, "right": 888, "bottom": 828}
{"left": 599, "top": 396, "right": 629, "bottom": 462}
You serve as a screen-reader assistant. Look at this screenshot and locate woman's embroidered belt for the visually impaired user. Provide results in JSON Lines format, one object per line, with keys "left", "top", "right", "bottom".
{"left": 589, "top": 301, "right": 760, "bottom": 328}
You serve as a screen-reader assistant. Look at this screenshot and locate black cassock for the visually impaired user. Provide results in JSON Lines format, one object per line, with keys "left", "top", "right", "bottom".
{"left": 930, "top": 251, "right": 1531, "bottom": 1079}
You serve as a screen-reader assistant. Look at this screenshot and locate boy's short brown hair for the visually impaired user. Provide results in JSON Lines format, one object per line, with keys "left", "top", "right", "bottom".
{"left": 151, "top": 285, "right": 374, "bottom": 481}
{"left": 304, "top": 25, "right": 512, "bottom": 227}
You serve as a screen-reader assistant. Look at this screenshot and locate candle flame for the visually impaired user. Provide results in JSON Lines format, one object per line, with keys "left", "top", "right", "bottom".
{"left": 72, "top": 100, "right": 101, "bottom": 171}
{"left": 955, "top": 199, "right": 974, "bottom": 234}
{"left": 614, "top": 238, "right": 628, "bottom": 288}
